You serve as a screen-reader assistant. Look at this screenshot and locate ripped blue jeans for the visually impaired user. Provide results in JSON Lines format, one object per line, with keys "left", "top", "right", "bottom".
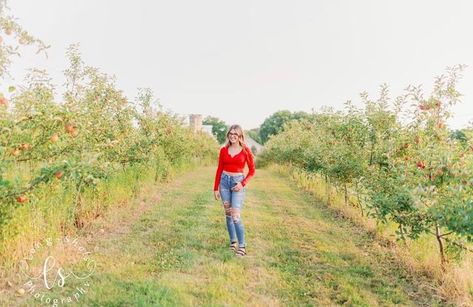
{"left": 219, "top": 173, "right": 246, "bottom": 248}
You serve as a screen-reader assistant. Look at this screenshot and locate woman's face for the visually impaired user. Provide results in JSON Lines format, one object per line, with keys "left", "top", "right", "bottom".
{"left": 228, "top": 129, "right": 240, "bottom": 144}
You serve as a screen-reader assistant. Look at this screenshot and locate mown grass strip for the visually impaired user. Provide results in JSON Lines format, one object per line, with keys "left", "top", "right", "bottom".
{"left": 247, "top": 168, "right": 441, "bottom": 306}
{"left": 17, "top": 166, "right": 443, "bottom": 306}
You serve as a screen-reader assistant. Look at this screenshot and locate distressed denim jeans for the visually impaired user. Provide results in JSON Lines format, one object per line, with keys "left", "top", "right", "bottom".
{"left": 219, "top": 173, "right": 246, "bottom": 248}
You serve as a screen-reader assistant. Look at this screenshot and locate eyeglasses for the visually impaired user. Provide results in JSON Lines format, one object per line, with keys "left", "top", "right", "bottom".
{"left": 228, "top": 132, "right": 240, "bottom": 137}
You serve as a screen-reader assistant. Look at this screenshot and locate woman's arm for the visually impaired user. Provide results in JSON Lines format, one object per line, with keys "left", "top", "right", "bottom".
{"left": 241, "top": 147, "right": 255, "bottom": 187}
{"left": 213, "top": 147, "right": 224, "bottom": 191}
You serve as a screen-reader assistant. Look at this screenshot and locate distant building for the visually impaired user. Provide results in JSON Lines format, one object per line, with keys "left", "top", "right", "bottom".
{"left": 188, "top": 114, "right": 214, "bottom": 138}
{"left": 189, "top": 114, "right": 203, "bottom": 132}
{"left": 202, "top": 124, "right": 213, "bottom": 136}
{"left": 245, "top": 134, "right": 263, "bottom": 155}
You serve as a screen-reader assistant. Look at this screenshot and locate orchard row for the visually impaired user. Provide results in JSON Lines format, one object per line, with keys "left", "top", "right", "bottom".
{"left": 258, "top": 66, "right": 473, "bottom": 266}
{"left": 0, "top": 46, "right": 216, "bottom": 234}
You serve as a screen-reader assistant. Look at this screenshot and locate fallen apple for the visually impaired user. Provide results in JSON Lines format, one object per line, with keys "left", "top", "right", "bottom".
{"left": 20, "top": 143, "right": 31, "bottom": 150}
{"left": 11, "top": 149, "right": 21, "bottom": 156}
{"left": 50, "top": 134, "right": 59, "bottom": 143}
{"left": 64, "top": 123, "right": 75, "bottom": 133}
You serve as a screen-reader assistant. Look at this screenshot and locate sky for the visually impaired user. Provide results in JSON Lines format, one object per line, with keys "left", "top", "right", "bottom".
{"left": 3, "top": 0, "right": 473, "bottom": 130}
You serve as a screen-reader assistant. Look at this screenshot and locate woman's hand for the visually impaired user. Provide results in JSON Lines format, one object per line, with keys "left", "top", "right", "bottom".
{"left": 232, "top": 182, "right": 243, "bottom": 192}
{"left": 214, "top": 190, "right": 221, "bottom": 201}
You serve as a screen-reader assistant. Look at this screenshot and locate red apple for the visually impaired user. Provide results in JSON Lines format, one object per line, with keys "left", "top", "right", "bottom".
{"left": 20, "top": 143, "right": 31, "bottom": 150}
{"left": 64, "top": 123, "right": 75, "bottom": 133}
{"left": 419, "top": 103, "right": 430, "bottom": 111}
{"left": 16, "top": 196, "right": 29, "bottom": 203}
{"left": 11, "top": 149, "right": 21, "bottom": 156}
{"left": 50, "top": 134, "right": 59, "bottom": 143}
{"left": 416, "top": 161, "right": 425, "bottom": 170}
{"left": 70, "top": 128, "right": 78, "bottom": 137}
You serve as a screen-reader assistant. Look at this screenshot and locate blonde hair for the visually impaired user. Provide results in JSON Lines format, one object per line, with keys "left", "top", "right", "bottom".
{"left": 224, "top": 124, "right": 246, "bottom": 148}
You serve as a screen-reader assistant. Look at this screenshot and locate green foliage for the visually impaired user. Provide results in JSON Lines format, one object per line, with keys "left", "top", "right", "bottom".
{"left": 259, "top": 110, "right": 312, "bottom": 144}
{"left": 0, "top": 45, "right": 217, "bottom": 234}
{"left": 203, "top": 116, "right": 227, "bottom": 144}
{"left": 450, "top": 129, "right": 468, "bottom": 143}
{"left": 259, "top": 66, "right": 473, "bottom": 264}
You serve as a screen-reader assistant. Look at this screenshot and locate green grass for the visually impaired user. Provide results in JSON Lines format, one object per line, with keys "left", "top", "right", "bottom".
{"left": 7, "top": 166, "right": 444, "bottom": 306}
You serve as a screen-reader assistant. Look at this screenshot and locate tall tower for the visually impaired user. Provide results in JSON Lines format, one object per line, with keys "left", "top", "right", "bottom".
{"left": 189, "top": 114, "right": 203, "bottom": 132}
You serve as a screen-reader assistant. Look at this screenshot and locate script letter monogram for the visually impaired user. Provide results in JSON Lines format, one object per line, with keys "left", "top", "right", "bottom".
{"left": 42, "top": 256, "right": 66, "bottom": 290}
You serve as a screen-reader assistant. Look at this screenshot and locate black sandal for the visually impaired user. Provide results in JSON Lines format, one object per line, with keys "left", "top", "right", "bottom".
{"left": 230, "top": 241, "right": 238, "bottom": 252}
{"left": 235, "top": 247, "right": 246, "bottom": 257}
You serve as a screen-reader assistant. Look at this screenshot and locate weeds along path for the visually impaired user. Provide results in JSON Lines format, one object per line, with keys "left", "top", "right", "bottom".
{"left": 17, "top": 166, "right": 440, "bottom": 306}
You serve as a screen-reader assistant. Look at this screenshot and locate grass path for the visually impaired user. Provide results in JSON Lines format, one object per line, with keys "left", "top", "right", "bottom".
{"left": 18, "top": 166, "right": 441, "bottom": 306}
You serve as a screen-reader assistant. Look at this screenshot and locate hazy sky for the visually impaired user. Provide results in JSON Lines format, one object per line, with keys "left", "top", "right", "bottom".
{"left": 4, "top": 0, "right": 473, "bottom": 129}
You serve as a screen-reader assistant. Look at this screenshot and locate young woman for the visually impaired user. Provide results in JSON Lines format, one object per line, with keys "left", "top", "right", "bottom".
{"left": 214, "top": 124, "right": 255, "bottom": 257}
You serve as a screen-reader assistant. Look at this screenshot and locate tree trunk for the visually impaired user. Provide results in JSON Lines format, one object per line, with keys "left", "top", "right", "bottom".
{"left": 435, "top": 224, "right": 446, "bottom": 271}
{"left": 368, "top": 142, "right": 375, "bottom": 166}
{"left": 344, "top": 183, "right": 348, "bottom": 206}
{"left": 73, "top": 181, "right": 84, "bottom": 229}
{"left": 398, "top": 224, "right": 406, "bottom": 244}
{"left": 325, "top": 175, "right": 331, "bottom": 206}
{"left": 357, "top": 193, "right": 364, "bottom": 217}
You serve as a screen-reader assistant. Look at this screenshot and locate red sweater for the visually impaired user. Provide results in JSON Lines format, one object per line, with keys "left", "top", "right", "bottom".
{"left": 214, "top": 145, "right": 256, "bottom": 191}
